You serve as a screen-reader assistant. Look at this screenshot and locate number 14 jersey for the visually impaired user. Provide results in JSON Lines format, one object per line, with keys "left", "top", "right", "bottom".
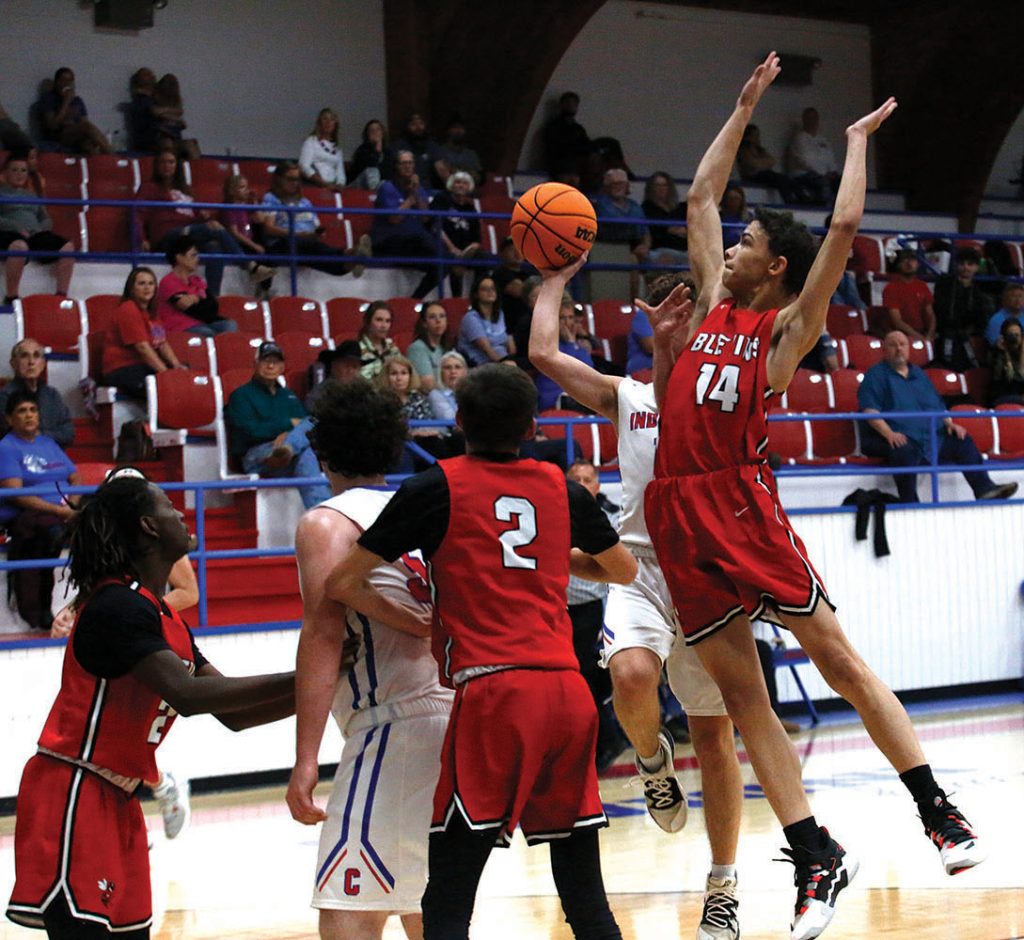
{"left": 655, "top": 300, "right": 780, "bottom": 477}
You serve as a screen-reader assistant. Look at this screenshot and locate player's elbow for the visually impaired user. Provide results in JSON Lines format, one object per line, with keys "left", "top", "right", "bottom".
{"left": 214, "top": 712, "right": 250, "bottom": 732}
{"left": 827, "top": 213, "right": 859, "bottom": 239}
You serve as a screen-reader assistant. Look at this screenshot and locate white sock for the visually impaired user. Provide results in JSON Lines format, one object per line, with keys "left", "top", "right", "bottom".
{"left": 637, "top": 748, "right": 665, "bottom": 774}
{"left": 711, "top": 864, "right": 737, "bottom": 881}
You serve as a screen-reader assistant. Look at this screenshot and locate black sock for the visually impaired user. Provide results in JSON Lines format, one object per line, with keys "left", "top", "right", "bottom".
{"left": 783, "top": 816, "right": 828, "bottom": 852}
{"left": 900, "top": 764, "right": 943, "bottom": 810}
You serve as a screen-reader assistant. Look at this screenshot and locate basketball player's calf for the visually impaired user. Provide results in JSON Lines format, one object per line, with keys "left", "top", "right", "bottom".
{"left": 782, "top": 605, "right": 984, "bottom": 875}
{"left": 320, "top": 909, "right": 421, "bottom": 940}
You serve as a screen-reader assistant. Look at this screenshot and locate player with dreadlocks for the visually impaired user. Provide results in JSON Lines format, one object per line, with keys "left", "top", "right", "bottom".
{"left": 7, "top": 475, "right": 296, "bottom": 940}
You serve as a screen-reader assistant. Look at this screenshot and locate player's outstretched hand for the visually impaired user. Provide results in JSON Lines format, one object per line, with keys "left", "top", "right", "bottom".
{"left": 737, "top": 51, "right": 781, "bottom": 111}
{"left": 287, "top": 760, "right": 327, "bottom": 825}
{"left": 541, "top": 251, "right": 588, "bottom": 284}
{"left": 636, "top": 281, "right": 694, "bottom": 351}
{"left": 847, "top": 97, "right": 897, "bottom": 138}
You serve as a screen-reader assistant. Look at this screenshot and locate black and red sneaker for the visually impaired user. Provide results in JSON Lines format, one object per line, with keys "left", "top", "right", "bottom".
{"left": 921, "top": 794, "right": 985, "bottom": 875}
{"left": 779, "top": 829, "right": 859, "bottom": 940}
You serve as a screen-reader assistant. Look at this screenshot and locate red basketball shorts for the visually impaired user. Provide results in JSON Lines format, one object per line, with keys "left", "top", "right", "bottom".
{"left": 645, "top": 462, "right": 832, "bottom": 645}
{"left": 6, "top": 754, "right": 152, "bottom": 932}
{"left": 431, "top": 668, "right": 607, "bottom": 845}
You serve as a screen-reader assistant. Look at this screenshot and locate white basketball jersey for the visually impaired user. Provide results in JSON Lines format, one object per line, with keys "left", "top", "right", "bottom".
{"left": 313, "top": 488, "right": 452, "bottom": 733}
{"left": 615, "top": 377, "right": 658, "bottom": 548}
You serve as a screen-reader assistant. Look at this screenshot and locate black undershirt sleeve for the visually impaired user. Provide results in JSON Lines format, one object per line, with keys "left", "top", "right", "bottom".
{"left": 358, "top": 466, "right": 451, "bottom": 562}
{"left": 567, "top": 479, "right": 621, "bottom": 556}
{"left": 73, "top": 585, "right": 172, "bottom": 679}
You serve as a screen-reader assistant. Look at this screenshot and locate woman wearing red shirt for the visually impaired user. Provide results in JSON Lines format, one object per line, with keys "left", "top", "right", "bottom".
{"left": 101, "top": 266, "right": 184, "bottom": 398}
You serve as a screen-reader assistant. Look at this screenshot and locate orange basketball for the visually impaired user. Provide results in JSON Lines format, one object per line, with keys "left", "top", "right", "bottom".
{"left": 510, "top": 182, "right": 597, "bottom": 271}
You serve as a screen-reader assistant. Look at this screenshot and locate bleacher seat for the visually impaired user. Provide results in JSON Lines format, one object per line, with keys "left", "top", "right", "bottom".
{"left": 439, "top": 295, "right": 470, "bottom": 332}
{"left": 386, "top": 297, "right": 423, "bottom": 332}
{"left": 75, "top": 462, "right": 116, "bottom": 485}
{"left": 995, "top": 405, "right": 1024, "bottom": 457}
{"left": 135, "top": 154, "right": 154, "bottom": 182}
{"left": 268, "top": 296, "right": 327, "bottom": 338}
{"left": 767, "top": 410, "right": 811, "bottom": 462}
{"left": 147, "top": 370, "right": 218, "bottom": 434}
{"left": 1003, "top": 241, "right": 1023, "bottom": 273}
{"left": 218, "top": 368, "right": 253, "bottom": 403}
{"left": 478, "top": 174, "right": 514, "bottom": 200}
{"left": 326, "top": 296, "right": 368, "bottom": 337}
{"left": 850, "top": 234, "right": 887, "bottom": 278}
{"left": 925, "top": 368, "right": 967, "bottom": 399}
{"left": 964, "top": 367, "right": 989, "bottom": 405}
{"left": 808, "top": 418, "right": 858, "bottom": 461}
{"left": 538, "top": 409, "right": 600, "bottom": 464}
{"left": 274, "top": 333, "right": 329, "bottom": 372}
{"left": 339, "top": 188, "right": 375, "bottom": 248}
{"left": 84, "top": 294, "right": 122, "bottom": 334}
{"left": 166, "top": 333, "right": 213, "bottom": 373}
{"left": 212, "top": 332, "right": 263, "bottom": 374}
{"left": 865, "top": 305, "right": 890, "bottom": 336}
{"left": 83, "top": 154, "right": 137, "bottom": 191}
{"left": 285, "top": 368, "right": 310, "bottom": 400}
{"left": 81, "top": 330, "right": 105, "bottom": 382}
{"left": 186, "top": 157, "right": 237, "bottom": 189}
{"left": 15, "top": 296, "right": 85, "bottom": 355}
{"left": 83, "top": 175, "right": 132, "bottom": 252}
{"left": 302, "top": 186, "right": 347, "bottom": 251}
{"left": 842, "top": 335, "right": 884, "bottom": 370}
{"left": 825, "top": 304, "right": 867, "bottom": 338}
{"left": 218, "top": 297, "right": 269, "bottom": 336}
{"left": 392, "top": 329, "right": 415, "bottom": 354}
{"left": 782, "top": 369, "right": 833, "bottom": 412}
{"left": 589, "top": 300, "right": 635, "bottom": 367}
{"left": 37, "top": 154, "right": 83, "bottom": 195}
{"left": 596, "top": 421, "right": 618, "bottom": 469}
{"left": 950, "top": 405, "right": 995, "bottom": 456}
{"left": 907, "top": 339, "right": 932, "bottom": 367}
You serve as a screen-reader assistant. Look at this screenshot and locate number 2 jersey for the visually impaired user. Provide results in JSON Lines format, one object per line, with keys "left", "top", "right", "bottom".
{"left": 654, "top": 300, "right": 780, "bottom": 477}
{"left": 357, "top": 454, "right": 620, "bottom": 685}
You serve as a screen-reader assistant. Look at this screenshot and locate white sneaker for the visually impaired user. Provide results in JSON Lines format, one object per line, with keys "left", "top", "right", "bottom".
{"left": 697, "top": 872, "right": 740, "bottom": 940}
{"left": 153, "top": 772, "right": 190, "bottom": 840}
{"left": 635, "top": 727, "right": 688, "bottom": 833}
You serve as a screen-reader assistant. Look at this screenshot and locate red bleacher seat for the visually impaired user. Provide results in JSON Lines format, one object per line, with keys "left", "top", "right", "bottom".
{"left": 84, "top": 155, "right": 137, "bottom": 191}
{"left": 326, "top": 297, "right": 368, "bottom": 337}
{"left": 995, "top": 404, "right": 1024, "bottom": 457}
{"left": 285, "top": 368, "right": 310, "bottom": 400}
{"left": 596, "top": 421, "right": 618, "bottom": 469}
{"left": 808, "top": 418, "right": 858, "bottom": 460}
{"left": 950, "top": 405, "right": 996, "bottom": 456}
{"left": 439, "top": 296, "right": 470, "bottom": 332}
{"left": 831, "top": 369, "right": 865, "bottom": 412}
{"left": 865, "top": 305, "right": 890, "bottom": 336}
{"left": 148, "top": 370, "right": 218, "bottom": 430}
{"left": 907, "top": 339, "right": 931, "bottom": 367}
{"left": 964, "top": 367, "right": 990, "bottom": 405}
{"left": 478, "top": 174, "right": 514, "bottom": 200}
{"left": 212, "top": 332, "right": 263, "bottom": 374}
{"left": 392, "top": 330, "right": 415, "bottom": 354}
{"left": 135, "top": 154, "right": 154, "bottom": 182}
{"left": 15, "top": 296, "right": 85, "bottom": 355}
{"left": 302, "top": 186, "right": 347, "bottom": 250}
{"left": 386, "top": 297, "right": 423, "bottom": 332}
{"left": 218, "top": 367, "right": 254, "bottom": 402}
{"left": 166, "top": 332, "right": 212, "bottom": 373}
{"left": 630, "top": 368, "right": 652, "bottom": 383}
{"left": 477, "top": 191, "right": 515, "bottom": 217}
{"left": 825, "top": 304, "right": 867, "bottom": 338}
{"left": 850, "top": 234, "right": 887, "bottom": 278}
{"left": 843, "top": 335, "right": 884, "bottom": 370}
{"left": 75, "top": 462, "right": 116, "bottom": 485}
{"left": 925, "top": 368, "right": 967, "bottom": 399}
{"left": 783, "top": 369, "right": 833, "bottom": 412}
{"left": 83, "top": 174, "right": 132, "bottom": 252}
{"left": 186, "top": 157, "right": 236, "bottom": 189}
{"left": 1003, "top": 241, "right": 1023, "bottom": 274}
{"left": 85, "top": 294, "right": 122, "bottom": 333}
{"left": 82, "top": 330, "right": 105, "bottom": 382}
{"left": 268, "top": 296, "right": 326, "bottom": 337}
{"left": 217, "top": 297, "right": 269, "bottom": 336}
{"left": 538, "top": 409, "right": 599, "bottom": 463}
{"left": 339, "top": 188, "right": 375, "bottom": 247}
{"left": 590, "top": 300, "right": 635, "bottom": 367}
{"left": 37, "top": 154, "right": 83, "bottom": 195}
{"left": 767, "top": 411, "right": 810, "bottom": 462}
{"left": 274, "top": 333, "right": 329, "bottom": 372}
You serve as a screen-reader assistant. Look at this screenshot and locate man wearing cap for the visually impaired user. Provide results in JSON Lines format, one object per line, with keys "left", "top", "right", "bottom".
{"left": 224, "top": 341, "right": 329, "bottom": 508}
{"left": 305, "top": 340, "right": 363, "bottom": 409}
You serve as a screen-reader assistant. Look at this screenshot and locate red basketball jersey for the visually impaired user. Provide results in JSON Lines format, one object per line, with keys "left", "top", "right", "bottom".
{"left": 655, "top": 300, "right": 780, "bottom": 476}
{"left": 37, "top": 580, "right": 196, "bottom": 783}
{"left": 429, "top": 455, "right": 578, "bottom": 681}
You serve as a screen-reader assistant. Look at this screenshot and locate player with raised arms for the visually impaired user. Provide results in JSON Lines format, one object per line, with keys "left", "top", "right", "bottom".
{"left": 644, "top": 53, "right": 982, "bottom": 940}
{"left": 325, "top": 364, "right": 637, "bottom": 940}
{"left": 6, "top": 476, "right": 296, "bottom": 939}
{"left": 286, "top": 378, "right": 454, "bottom": 940}
{"left": 529, "top": 267, "right": 746, "bottom": 940}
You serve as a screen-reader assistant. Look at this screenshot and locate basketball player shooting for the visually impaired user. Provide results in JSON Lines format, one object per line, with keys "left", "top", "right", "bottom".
{"left": 643, "top": 52, "right": 982, "bottom": 940}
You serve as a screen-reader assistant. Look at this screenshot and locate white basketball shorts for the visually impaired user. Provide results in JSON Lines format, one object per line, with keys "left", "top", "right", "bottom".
{"left": 312, "top": 711, "right": 448, "bottom": 912}
{"left": 603, "top": 549, "right": 727, "bottom": 718}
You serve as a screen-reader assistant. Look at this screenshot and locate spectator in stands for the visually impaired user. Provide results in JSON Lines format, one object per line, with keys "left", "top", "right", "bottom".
{"left": 376, "top": 354, "right": 450, "bottom": 461}
{"left": 593, "top": 168, "right": 650, "bottom": 299}
{"left": 102, "top": 266, "right": 184, "bottom": 398}
{"left": 306, "top": 340, "right": 363, "bottom": 409}
{"left": 984, "top": 281, "right": 1024, "bottom": 346}
{"left": 224, "top": 341, "right": 329, "bottom": 509}
{"left": 510, "top": 274, "right": 543, "bottom": 369}
{"left": 978, "top": 240, "right": 1019, "bottom": 302}
{"left": 221, "top": 174, "right": 273, "bottom": 296}
{"left": 626, "top": 306, "right": 653, "bottom": 376}
{"left": 858, "top": 330, "right": 1018, "bottom": 503}
{"left": 535, "top": 290, "right": 595, "bottom": 411}
{"left": 0, "top": 389, "right": 81, "bottom": 630}
{"left": 642, "top": 172, "right": 687, "bottom": 268}
{"left": 458, "top": 275, "right": 514, "bottom": 366}
{"left": 719, "top": 183, "right": 752, "bottom": 251}
{"left": 437, "top": 117, "right": 483, "bottom": 184}
{"left": 39, "top": 67, "right": 111, "bottom": 155}
{"left": 989, "top": 318, "right": 1024, "bottom": 405}
{"left": 357, "top": 300, "right": 399, "bottom": 380}
{"left": 882, "top": 249, "right": 936, "bottom": 341}
{"left": 127, "top": 67, "right": 161, "bottom": 153}
{"left": 0, "top": 98, "right": 32, "bottom": 152}
{"left": 427, "top": 350, "right": 468, "bottom": 424}
{"left": 430, "top": 171, "right": 481, "bottom": 297}
{"left": 787, "top": 107, "right": 839, "bottom": 205}
{"left": 24, "top": 148, "right": 46, "bottom": 198}
{"left": 932, "top": 246, "right": 994, "bottom": 370}
{"left": 299, "top": 108, "right": 347, "bottom": 192}
{"left": 737, "top": 123, "right": 801, "bottom": 203}
{"left": 136, "top": 150, "right": 268, "bottom": 297}
{"left": 394, "top": 112, "right": 444, "bottom": 188}
{"left": 260, "top": 160, "right": 360, "bottom": 277}
{"left": 157, "top": 235, "right": 239, "bottom": 337}
{"left": 370, "top": 150, "right": 441, "bottom": 299}
{"left": 348, "top": 119, "right": 394, "bottom": 190}
{"left": 801, "top": 333, "right": 840, "bottom": 373}
{"left": 0, "top": 339, "right": 74, "bottom": 446}
{"left": 151, "top": 73, "right": 200, "bottom": 160}
{"left": 543, "top": 91, "right": 590, "bottom": 182}
{"left": 492, "top": 236, "right": 534, "bottom": 341}
{"left": 0, "top": 152, "right": 75, "bottom": 305}
{"left": 406, "top": 301, "right": 453, "bottom": 391}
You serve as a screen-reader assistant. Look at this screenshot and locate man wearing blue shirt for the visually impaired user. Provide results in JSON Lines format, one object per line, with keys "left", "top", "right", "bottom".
{"left": 858, "top": 330, "right": 1018, "bottom": 502}
{"left": 983, "top": 282, "right": 1024, "bottom": 347}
